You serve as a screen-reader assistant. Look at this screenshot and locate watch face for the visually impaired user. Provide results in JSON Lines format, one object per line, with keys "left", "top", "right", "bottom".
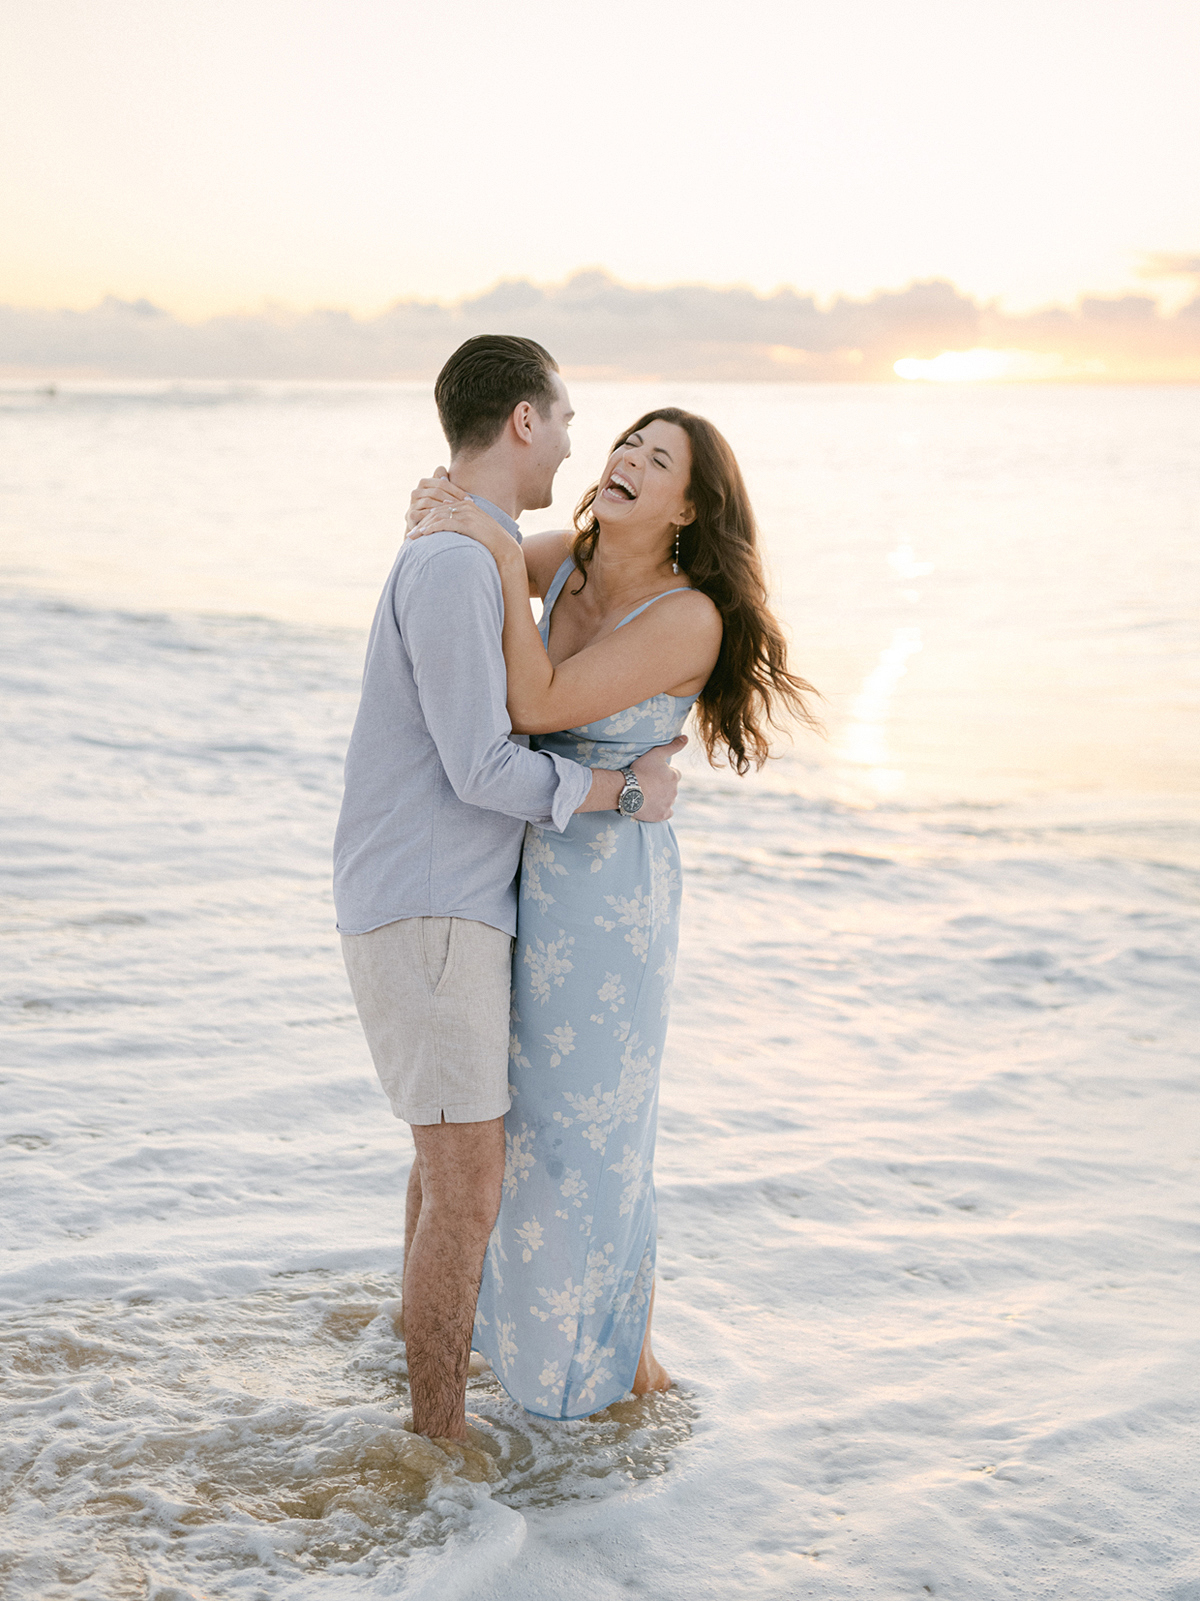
{"left": 619, "top": 786, "right": 644, "bottom": 815}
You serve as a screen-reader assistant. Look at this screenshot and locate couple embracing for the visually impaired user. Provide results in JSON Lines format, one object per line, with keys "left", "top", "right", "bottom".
{"left": 333, "top": 335, "right": 814, "bottom": 1442}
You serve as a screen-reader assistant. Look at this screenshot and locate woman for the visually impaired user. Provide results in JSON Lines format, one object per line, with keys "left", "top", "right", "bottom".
{"left": 409, "top": 409, "right": 817, "bottom": 1418}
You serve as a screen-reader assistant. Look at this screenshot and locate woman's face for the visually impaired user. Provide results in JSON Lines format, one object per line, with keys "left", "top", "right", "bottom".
{"left": 595, "top": 420, "right": 694, "bottom": 535}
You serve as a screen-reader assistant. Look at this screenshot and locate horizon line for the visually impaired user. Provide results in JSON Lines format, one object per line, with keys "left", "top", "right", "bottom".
{"left": 4, "top": 267, "right": 1199, "bottom": 385}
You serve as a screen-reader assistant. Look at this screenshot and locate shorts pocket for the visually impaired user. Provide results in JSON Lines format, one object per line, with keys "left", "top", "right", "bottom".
{"left": 432, "top": 918, "right": 460, "bottom": 996}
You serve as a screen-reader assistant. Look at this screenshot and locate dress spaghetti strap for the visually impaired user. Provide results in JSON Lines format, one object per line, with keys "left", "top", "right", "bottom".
{"left": 614, "top": 587, "right": 693, "bottom": 630}
{"left": 541, "top": 558, "right": 576, "bottom": 618}
{"left": 541, "top": 560, "right": 693, "bottom": 633}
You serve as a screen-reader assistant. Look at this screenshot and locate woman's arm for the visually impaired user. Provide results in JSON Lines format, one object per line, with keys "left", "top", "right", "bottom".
{"left": 411, "top": 503, "right": 722, "bottom": 735}
{"left": 521, "top": 530, "right": 573, "bottom": 600}
{"left": 411, "top": 501, "right": 561, "bottom": 726}
{"left": 511, "top": 592, "right": 720, "bottom": 733}
{"left": 405, "top": 472, "right": 562, "bottom": 598}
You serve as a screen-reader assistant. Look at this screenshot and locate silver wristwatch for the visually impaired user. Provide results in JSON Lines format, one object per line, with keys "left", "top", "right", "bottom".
{"left": 617, "top": 768, "right": 644, "bottom": 816}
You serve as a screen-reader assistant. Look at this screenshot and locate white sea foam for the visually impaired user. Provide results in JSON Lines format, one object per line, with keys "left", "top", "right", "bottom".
{"left": 1, "top": 382, "right": 1198, "bottom": 1597}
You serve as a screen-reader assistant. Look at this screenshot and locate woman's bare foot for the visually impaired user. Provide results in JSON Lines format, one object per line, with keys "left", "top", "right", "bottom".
{"left": 631, "top": 1343, "right": 672, "bottom": 1395}
{"left": 630, "top": 1281, "right": 672, "bottom": 1395}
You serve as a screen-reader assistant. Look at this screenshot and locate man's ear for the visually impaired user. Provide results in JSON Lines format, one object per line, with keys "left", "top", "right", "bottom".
{"left": 511, "top": 401, "right": 536, "bottom": 445}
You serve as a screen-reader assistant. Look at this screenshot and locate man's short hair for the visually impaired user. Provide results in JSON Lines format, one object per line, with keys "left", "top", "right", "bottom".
{"left": 434, "top": 335, "right": 559, "bottom": 457}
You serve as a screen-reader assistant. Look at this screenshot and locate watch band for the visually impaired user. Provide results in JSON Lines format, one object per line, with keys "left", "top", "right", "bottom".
{"left": 617, "top": 768, "right": 644, "bottom": 815}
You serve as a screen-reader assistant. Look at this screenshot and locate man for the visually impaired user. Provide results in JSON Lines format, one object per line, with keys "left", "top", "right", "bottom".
{"left": 333, "top": 335, "right": 682, "bottom": 1442}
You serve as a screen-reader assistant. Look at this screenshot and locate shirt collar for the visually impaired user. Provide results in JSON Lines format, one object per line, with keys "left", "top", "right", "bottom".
{"left": 467, "top": 494, "right": 522, "bottom": 545}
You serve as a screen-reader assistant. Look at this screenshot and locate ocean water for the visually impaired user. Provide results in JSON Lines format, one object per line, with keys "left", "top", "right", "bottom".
{"left": 1, "top": 380, "right": 1198, "bottom": 1600}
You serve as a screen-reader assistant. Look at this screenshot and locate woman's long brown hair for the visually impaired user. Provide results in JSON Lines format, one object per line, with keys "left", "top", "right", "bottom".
{"left": 570, "top": 408, "right": 821, "bottom": 774}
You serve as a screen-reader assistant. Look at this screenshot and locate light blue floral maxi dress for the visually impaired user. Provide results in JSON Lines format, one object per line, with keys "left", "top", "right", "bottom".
{"left": 473, "top": 558, "right": 697, "bottom": 1419}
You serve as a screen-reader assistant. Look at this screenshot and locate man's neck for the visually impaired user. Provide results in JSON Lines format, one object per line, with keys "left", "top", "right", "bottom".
{"left": 447, "top": 455, "right": 523, "bottom": 521}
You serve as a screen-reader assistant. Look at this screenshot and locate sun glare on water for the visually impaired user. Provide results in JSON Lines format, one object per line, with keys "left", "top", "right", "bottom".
{"left": 894, "top": 348, "right": 1076, "bottom": 382}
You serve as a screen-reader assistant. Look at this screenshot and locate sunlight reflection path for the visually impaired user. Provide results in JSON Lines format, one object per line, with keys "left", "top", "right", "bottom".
{"left": 840, "top": 625, "right": 923, "bottom": 795}
{"left": 837, "top": 530, "right": 939, "bottom": 795}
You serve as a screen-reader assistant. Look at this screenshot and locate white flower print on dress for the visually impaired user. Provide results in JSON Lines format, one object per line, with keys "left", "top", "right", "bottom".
{"left": 587, "top": 824, "right": 619, "bottom": 873}
{"left": 629, "top": 1245, "right": 654, "bottom": 1314}
{"left": 560, "top": 1168, "right": 588, "bottom": 1207}
{"left": 596, "top": 696, "right": 677, "bottom": 742}
{"left": 523, "top": 828, "right": 568, "bottom": 913}
{"left": 545, "top": 1021, "right": 576, "bottom": 1066}
{"left": 567, "top": 737, "right": 601, "bottom": 764}
{"left": 602, "top": 886, "right": 651, "bottom": 959}
{"left": 555, "top": 1034, "right": 656, "bottom": 1149}
{"left": 608, "top": 1144, "right": 651, "bottom": 1217}
{"left": 593, "top": 843, "right": 677, "bottom": 962}
{"left": 597, "top": 705, "right": 641, "bottom": 736}
{"left": 648, "top": 695, "right": 680, "bottom": 741}
{"left": 572, "top": 1336, "right": 617, "bottom": 1407}
{"left": 655, "top": 947, "right": 676, "bottom": 1016}
{"left": 503, "top": 1124, "right": 537, "bottom": 1198}
{"left": 579, "top": 1242, "right": 618, "bottom": 1314}
{"left": 481, "top": 1231, "right": 507, "bottom": 1295}
{"left": 576, "top": 1334, "right": 617, "bottom": 1372}
{"left": 524, "top": 930, "right": 575, "bottom": 1004}
{"left": 648, "top": 839, "right": 680, "bottom": 938}
{"left": 535, "top": 1242, "right": 619, "bottom": 1339}
{"left": 575, "top": 1366, "right": 611, "bottom": 1407}
{"left": 516, "top": 1217, "right": 545, "bottom": 1263}
{"left": 537, "top": 1277, "right": 581, "bottom": 1338}
{"left": 496, "top": 1318, "right": 519, "bottom": 1376}
{"left": 591, "top": 972, "right": 625, "bottom": 1023}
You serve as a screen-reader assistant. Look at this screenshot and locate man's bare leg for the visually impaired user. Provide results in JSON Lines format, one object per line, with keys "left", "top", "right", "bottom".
{"left": 631, "top": 1280, "right": 672, "bottom": 1396}
{"left": 404, "top": 1116, "right": 505, "bottom": 1440}
{"left": 393, "top": 1163, "right": 424, "bottom": 1336}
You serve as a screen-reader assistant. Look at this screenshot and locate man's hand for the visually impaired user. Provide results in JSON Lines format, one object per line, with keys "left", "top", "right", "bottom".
{"left": 631, "top": 736, "right": 687, "bottom": 822}
{"left": 575, "top": 737, "right": 687, "bottom": 818}
{"left": 405, "top": 466, "right": 470, "bottom": 534}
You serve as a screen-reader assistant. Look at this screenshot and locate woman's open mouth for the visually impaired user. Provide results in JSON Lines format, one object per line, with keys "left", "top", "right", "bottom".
{"left": 602, "top": 470, "right": 638, "bottom": 502}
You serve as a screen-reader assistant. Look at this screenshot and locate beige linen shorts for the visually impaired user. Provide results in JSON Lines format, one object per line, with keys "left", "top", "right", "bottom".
{"left": 340, "top": 916, "right": 513, "bottom": 1126}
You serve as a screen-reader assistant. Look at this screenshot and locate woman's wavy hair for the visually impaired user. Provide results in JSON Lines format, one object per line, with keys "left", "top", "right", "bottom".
{"left": 570, "top": 408, "right": 821, "bottom": 774}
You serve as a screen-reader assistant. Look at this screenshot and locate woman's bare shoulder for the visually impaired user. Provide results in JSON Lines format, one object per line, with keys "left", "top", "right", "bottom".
{"left": 641, "top": 585, "right": 722, "bottom": 635}
{"left": 523, "top": 531, "right": 574, "bottom": 598}
{"left": 631, "top": 587, "right": 723, "bottom": 674}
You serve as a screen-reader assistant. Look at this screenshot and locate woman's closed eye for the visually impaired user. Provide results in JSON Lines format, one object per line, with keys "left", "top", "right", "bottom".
{"left": 621, "top": 438, "right": 670, "bottom": 469}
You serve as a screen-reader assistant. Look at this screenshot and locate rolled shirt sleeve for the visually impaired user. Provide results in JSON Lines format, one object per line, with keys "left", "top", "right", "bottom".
{"left": 397, "top": 542, "right": 592, "bottom": 831}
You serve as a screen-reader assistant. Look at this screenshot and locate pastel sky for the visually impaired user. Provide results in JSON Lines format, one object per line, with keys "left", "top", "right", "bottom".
{"left": 2, "top": 0, "right": 1197, "bottom": 318}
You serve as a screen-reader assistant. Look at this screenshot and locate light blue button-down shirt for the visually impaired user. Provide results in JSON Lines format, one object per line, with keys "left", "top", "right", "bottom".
{"left": 333, "top": 498, "right": 592, "bottom": 937}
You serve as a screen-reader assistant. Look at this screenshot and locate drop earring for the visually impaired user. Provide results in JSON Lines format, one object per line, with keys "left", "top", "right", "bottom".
{"left": 672, "top": 527, "right": 680, "bottom": 575}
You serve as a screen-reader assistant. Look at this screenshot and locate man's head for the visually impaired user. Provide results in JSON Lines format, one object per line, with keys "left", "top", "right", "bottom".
{"left": 434, "top": 335, "right": 573, "bottom": 512}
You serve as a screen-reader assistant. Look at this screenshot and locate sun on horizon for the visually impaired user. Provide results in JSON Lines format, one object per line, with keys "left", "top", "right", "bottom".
{"left": 893, "top": 349, "right": 1106, "bottom": 383}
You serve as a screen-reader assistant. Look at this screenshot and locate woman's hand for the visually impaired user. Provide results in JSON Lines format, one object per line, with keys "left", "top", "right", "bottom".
{"left": 405, "top": 467, "right": 469, "bottom": 534}
{"left": 410, "top": 497, "right": 522, "bottom": 572}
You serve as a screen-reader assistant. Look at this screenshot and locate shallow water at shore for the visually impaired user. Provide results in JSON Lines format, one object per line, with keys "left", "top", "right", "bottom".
{"left": 2, "top": 1267, "right": 695, "bottom": 1597}
{"left": 2, "top": 381, "right": 1198, "bottom": 1597}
